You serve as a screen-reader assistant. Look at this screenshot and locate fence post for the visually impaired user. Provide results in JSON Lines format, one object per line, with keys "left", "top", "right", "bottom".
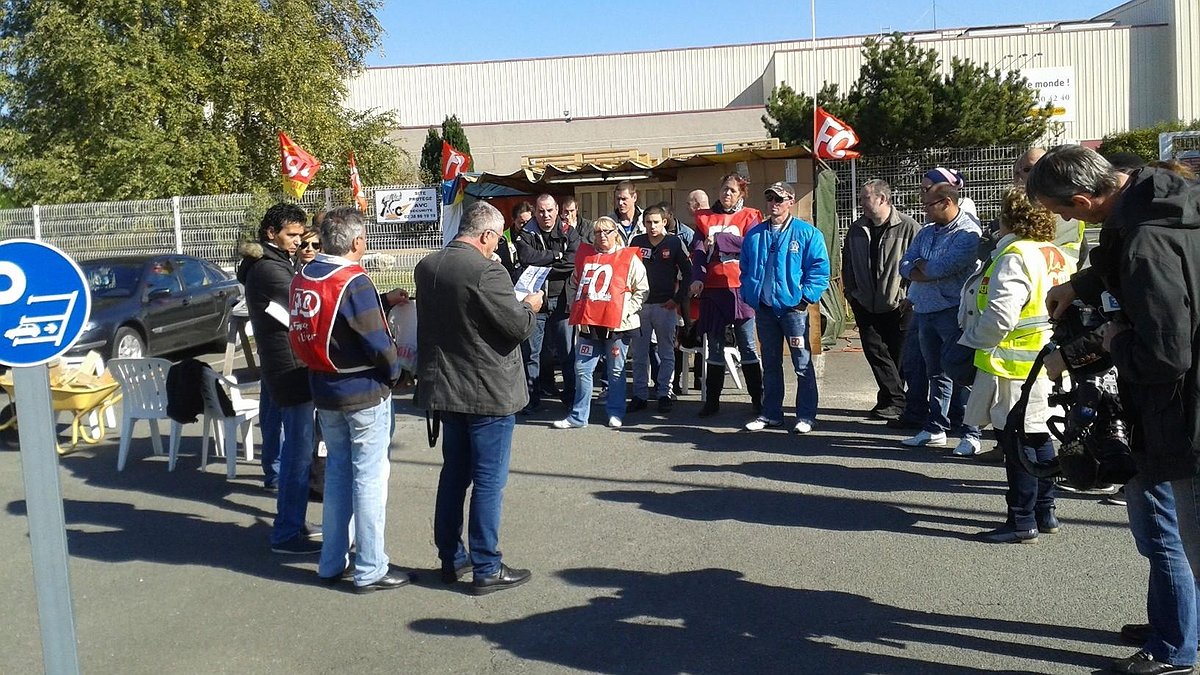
{"left": 172, "top": 196, "right": 184, "bottom": 253}
{"left": 32, "top": 204, "right": 41, "bottom": 241}
{"left": 324, "top": 187, "right": 333, "bottom": 209}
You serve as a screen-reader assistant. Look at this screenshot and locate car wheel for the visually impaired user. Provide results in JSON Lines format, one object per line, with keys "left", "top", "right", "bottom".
{"left": 112, "top": 326, "right": 146, "bottom": 360}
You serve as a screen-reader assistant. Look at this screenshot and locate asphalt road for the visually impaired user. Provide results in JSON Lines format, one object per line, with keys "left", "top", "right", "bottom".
{"left": 1, "top": 343, "right": 1149, "bottom": 674}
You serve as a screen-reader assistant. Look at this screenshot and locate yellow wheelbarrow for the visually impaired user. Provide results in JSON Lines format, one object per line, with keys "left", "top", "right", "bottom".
{"left": 0, "top": 357, "right": 123, "bottom": 453}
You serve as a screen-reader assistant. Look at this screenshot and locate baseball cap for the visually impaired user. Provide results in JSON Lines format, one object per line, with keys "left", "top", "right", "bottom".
{"left": 764, "top": 181, "right": 795, "bottom": 199}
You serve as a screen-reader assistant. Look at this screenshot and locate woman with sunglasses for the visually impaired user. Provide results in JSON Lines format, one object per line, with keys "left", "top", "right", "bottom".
{"left": 297, "top": 225, "right": 321, "bottom": 267}
{"left": 554, "top": 217, "right": 649, "bottom": 429}
{"left": 688, "top": 173, "right": 765, "bottom": 418}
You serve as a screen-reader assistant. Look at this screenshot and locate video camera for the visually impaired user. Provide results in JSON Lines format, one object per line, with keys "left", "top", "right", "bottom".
{"left": 1012, "top": 301, "right": 1137, "bottom": 490}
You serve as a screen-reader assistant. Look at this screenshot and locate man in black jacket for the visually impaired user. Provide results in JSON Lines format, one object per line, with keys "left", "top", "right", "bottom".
{"left": 514, "top": 194, "right": 580, "bottom": 410}
{"left": 235, "top": 203, "right": 319, "bottom": 555}
{"left": 415, "top": 201, "right": 542, "bottom": 595}
{"left": 1030, "top": 146, "right": 1200, "bottom": 675}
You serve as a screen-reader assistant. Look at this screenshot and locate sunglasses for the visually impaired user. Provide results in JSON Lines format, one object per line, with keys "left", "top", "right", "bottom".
{"left": 299, "top": 241, "right": 321, "bottom": 250}
{"left": 764, "top": 193, "right": 791, "bottom": 203}
{"left": 594, "top": 228, "right": 618, "bottom": 236}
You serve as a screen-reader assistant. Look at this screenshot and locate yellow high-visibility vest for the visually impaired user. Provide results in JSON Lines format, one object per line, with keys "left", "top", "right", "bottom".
{"left": 973, "top": 239, "right": 1077, "bottom": 379}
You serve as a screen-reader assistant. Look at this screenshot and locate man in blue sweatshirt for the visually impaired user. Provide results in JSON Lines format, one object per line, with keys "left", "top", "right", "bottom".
{"left": 898, "top": 182, "right": 982, "bottom": 454}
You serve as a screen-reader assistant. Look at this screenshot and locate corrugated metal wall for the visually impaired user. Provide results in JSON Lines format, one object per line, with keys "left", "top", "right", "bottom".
{"left": 1095, "top": 0, "right": 1172, "bottom": 24}
{"left": 770, "top": 25, "right": 1174, "bottom": 141}
{"left": 1173, "top": 0, "right": 1199, "bottom": 121}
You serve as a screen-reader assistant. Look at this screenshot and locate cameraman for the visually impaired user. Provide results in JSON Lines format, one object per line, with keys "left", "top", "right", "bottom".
{"left": 1027, "top": 145, "right": 1200, "bottom": 675}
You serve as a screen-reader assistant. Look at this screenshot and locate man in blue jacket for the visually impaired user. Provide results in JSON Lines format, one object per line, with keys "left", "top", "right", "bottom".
{"left": 740, "top": 181, "right": 830, "bottom": 434}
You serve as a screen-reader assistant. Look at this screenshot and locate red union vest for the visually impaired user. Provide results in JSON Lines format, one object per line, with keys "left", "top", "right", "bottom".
{"left": 288, "top": 260, "right": 378, "bottom": 373}
{"left": 692, "top": 207, "right": 762, "bottom": 288}
{"left": 570, "top": 245, "right": 638, "bottom": 330}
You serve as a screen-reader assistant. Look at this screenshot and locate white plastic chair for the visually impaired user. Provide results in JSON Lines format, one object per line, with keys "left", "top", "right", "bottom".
{"left": 195, "top": 367, "right": 259, "bottom": 478}
{"left": 109, "top": 358, "right": 182, "bottom": 471}
{"left": 679, "top": 334, "right": 745, "bottom": 399}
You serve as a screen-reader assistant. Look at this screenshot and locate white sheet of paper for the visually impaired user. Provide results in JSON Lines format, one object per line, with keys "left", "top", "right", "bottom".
{"left": 514, "top": 265, "right": 551, "bottom": 301}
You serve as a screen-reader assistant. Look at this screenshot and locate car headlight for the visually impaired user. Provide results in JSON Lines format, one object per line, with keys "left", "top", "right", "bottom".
{"left": 83, "top": 321, "right": 99, "bottom": 332}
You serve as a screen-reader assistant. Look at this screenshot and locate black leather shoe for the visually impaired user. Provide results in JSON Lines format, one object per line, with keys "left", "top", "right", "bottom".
{"left": 1110, "top": 649, "right": 1193, "bottom": 674}
{"left": 870, "top": 406, "right": 903, "bottom": 420}
{"left": 440, "top": 563, "right": 472, "bottom": 584}
{"left": 353, "top": 569, "right": 413, "bottom": 594}
{"left": 317, "top": 566, "right": 353, "bottom": 586}
{"left": 885, "top": 417, "right": 922, "bottom": 430}
{"left": 1037, "top": 511, "right": 1061, "bottom": 534}
{"left": 1120, "top": 623, "right": 1152, "bottom": 646}
{"left": 627, "top": 397, "right": 647, "bottom": 413}
{"left": 973, "top": 447, "right": 1005, "bottom": 464}
{"left": 469, "top": 564, "right": 532, "bottom": 596}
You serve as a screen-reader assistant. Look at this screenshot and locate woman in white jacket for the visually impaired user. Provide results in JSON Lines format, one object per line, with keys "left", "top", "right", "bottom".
{"left": 957, "top": 187, "right": 1075, "bottom": 544}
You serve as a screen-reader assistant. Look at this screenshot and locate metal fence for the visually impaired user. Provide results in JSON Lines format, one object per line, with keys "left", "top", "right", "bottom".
{"left": 0, "top": 184, "right": 444, "bottom": 287}
{"left": 830, "top": 144, "right": 1029, "bottom": 240}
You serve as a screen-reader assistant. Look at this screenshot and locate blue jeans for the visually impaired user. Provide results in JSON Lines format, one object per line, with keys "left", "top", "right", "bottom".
{"left": 756, "top": 306, "right": 817, "bottom": 422}
{"left": 631, "top": 303, "right": 678, "bottom": 400}
{"left": 915, "top": 308, "right": 978, "bottom": 440}
{"left": 900, "top": 322, "right": 928, "bottom": 423}
{"left": 1127, "top": 476, "right": 1198, "bottom": 666}
{"left": 523, "top": 296, "right": 574, "bottom": 405}
{"left": 434, "top": 412, "right": 515, "bottom": 579}
{"left": 269, "top": 401, "right": 315, "bottom": 545}
{"left": 1000, "top": 430, "right": 1054, "bottom": 530}
{"left": 317, "top": 397, "right": 393, "bottom": 587}
{"left": 568, "top": 333, "right": 631, "bottom": 425}
{"left": 258, "top": 385, "right": 282, "bottom": 487}
{"left": 705, "top": 317, "right": 759, "bottom": 366}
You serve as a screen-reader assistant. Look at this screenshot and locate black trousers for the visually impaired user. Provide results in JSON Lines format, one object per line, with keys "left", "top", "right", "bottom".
{"left": 850, "top": 299, "right": 907, "bottom": 410}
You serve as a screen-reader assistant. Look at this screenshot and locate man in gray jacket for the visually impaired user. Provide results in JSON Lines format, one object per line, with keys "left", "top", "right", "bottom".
{"left": 843, "top": 180, "right": 920, "bottom": 420}
{"left": 415, "top": 201, "right": 543, "bottom": 596}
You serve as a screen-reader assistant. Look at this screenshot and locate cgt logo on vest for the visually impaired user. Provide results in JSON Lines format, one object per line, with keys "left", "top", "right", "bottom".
{"left": 291, "top": 289, "right": 321, "bottom": 318}
{"left": 577, "top": 262, "right": 614, "bottom": 302}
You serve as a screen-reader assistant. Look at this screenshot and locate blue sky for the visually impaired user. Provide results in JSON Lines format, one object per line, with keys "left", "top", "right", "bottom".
{"left": 366, "top": 0, "right": 1125, "bottom": 67}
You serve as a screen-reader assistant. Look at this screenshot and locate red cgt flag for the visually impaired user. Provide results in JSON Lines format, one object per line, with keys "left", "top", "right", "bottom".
{"left": 279, "top": 131, "right": 321, "bottom": 199}
{"left": 441, "top": 140, "right": 470, "bottom": 181}
{"left": 813, "top": 107, "right": 861, "bottom": 160}
{"left": 348, "top": 152, "right": 368, "bottom": 213}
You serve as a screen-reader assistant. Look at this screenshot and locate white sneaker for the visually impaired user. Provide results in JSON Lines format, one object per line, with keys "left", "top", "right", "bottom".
{"left": 902, "top": 430, "right": 947, "bottom": 447}
{"left": 744, "top": 416, "right": 783, "bottom": 431}
{"left": 952, "top": 437, "right": 982, "bottom": 456}
{"left": 608, "top": 416, "right": 623, "bottom": 428}
{"left": 792, "top": 419, "right": 813, "bottom": 434}
{"left": 553, "top": 419, "right": 584, "bottom": 429}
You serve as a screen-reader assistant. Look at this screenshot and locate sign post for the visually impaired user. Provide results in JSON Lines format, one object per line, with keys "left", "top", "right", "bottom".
{"left": 0, "top": 239, "right": 92, "bottom": 675}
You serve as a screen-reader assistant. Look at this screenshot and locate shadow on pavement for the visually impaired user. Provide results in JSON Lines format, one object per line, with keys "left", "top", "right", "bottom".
{"left": 410, "top": 567, "right": 1116, "bottom": 673}
{"left": 672, "top": 460, "right": 1004, "bottom": 496}
{"left": 593, "top": 486, "right": 990, "bottom": 540}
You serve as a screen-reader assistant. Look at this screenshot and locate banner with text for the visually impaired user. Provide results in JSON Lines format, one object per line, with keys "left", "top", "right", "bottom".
{"left": 1023, "top": 66, "right": 1076, "bottom": 122}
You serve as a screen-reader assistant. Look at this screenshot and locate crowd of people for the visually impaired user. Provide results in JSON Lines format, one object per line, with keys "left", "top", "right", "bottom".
{"left": 236, "top": 145, "right": 1200, "bottom": 675}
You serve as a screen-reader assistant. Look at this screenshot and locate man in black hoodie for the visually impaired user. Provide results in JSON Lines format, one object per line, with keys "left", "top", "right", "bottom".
{"left": 1029, "top": 145, "right": 1200, "bottom": 675}
{"left": 236, "top": 203, "right": 320, "bottom": 555}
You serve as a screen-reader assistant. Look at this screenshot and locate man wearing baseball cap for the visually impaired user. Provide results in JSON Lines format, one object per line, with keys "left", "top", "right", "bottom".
{"left": 739, "top": 181, "right": 830, "bottom": 433}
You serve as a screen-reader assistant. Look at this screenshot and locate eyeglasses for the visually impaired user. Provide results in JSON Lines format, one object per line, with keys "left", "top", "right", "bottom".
{"left": 594, "top": 228, "right": 618, "bottom": 236}
{"left": 299, "top": 241, "right": 320, "bottom": 250}
{"left": 922, "top": 197, "right": 949, "bottom": 208}
{"left": 765, "top": 193, "right": 791, "bottom": 203}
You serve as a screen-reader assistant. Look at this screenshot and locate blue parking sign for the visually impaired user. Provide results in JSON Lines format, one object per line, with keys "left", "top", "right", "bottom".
{"left": 0, "top": 240, "right": 91, "bottom": 367}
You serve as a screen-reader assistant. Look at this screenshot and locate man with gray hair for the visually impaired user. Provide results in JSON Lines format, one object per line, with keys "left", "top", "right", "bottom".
{"left": 289, "top": 206, "right": 410, "bottom": 593}
{"left": 843, "top": 179, "right": 920, "bottom": 421}
{"left": 415, "top": 201, "right": 543, "bottom": 595}
{"left": 1030, "top": 145, "right": 1200, "bottom": 675}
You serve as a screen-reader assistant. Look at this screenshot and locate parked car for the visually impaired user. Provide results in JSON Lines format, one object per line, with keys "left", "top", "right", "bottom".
{"left": 71, "top": 254, "right": 243, "bottom": 360}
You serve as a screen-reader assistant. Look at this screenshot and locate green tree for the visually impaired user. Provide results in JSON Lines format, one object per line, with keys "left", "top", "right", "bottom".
{"left": 0, "top": 0, "right": 407, "bottom": 205}
{"left": 418, "top": 115, "right": 473, "bottom": 183}
{"left": 762, "top": 34, "right": 1048, "bottom": 154}
{"left": 1098, "top": 120, "right": 1200, "bottom": 162}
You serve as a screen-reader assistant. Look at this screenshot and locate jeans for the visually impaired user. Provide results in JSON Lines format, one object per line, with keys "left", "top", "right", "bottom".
{"left": 850, "top": 299, "right": 907, "bottom": 410}
{"left": 900, "top": 321, "right": 928, "bottom": 423}
{"left": 523, "top": 296, "right": 574, "bottom": 405}
{"left": 705, "top": 317, "right": 759, "bottom": 366}
{"left": 1127, "top": 475, "right": 1198, "bottom": 666}
{"left": 568, "top": 333, "right": 631, "bottom": 425}
{"left": 269, "top": 401, "right": 315, "bottom": 545}
{"left": 317, "top": 397, "right": 393, "bottom": 587}
{"left": 756, "top": 306, "right": 817, "bottom": 422}
{"left": 631, "top": 303, "right": 678, "bottom": 400}
{"left": 915, "top": 308, "right": 979, "bottom": 440}
{"left": 258, "top": 385, "right": 282, "bottom": 487}
{"left": 434, "top": 412, "right": 515, "bottom": 579}
{"left": 999, "top": 429, "right": 1054, "bottom": 531}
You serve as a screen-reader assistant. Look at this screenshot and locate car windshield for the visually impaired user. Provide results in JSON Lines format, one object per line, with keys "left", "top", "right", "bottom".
{"left": 83, "top": 262, "right": 143, "bottom": 299}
